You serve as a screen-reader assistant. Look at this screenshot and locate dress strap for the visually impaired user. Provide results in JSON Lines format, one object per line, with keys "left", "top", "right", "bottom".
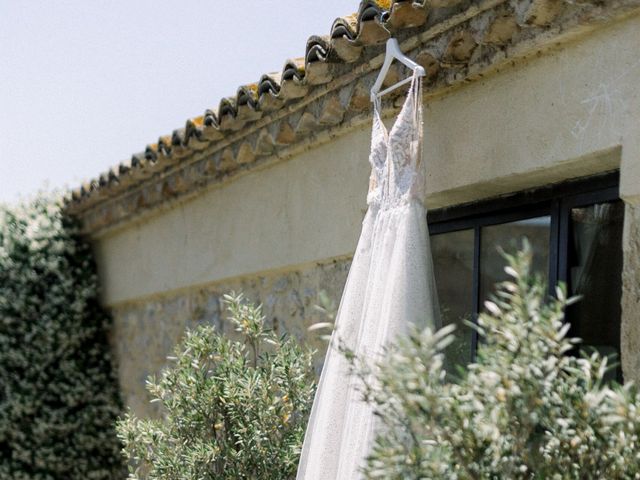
{"left": 372, "top": 94, "right": 383, "bottom": 126}
{"left": 410, "top": 68, "right": 424, "bottom": 168}
{"left": 409, "top": 68, "right": 423, "bottom": 129}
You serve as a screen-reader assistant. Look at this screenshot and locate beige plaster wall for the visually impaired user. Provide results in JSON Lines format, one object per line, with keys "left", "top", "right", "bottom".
{"left": 425, "top": 16, "right": 638, "bottom": 205}
{"left": 95, "top": 15, "right": 640, "bottom": 308}
{"left": 95, "top": 129, "right": 370, "bottom": 306}
{"left": 93, "top": 15, "right": 640, "bottom": 414}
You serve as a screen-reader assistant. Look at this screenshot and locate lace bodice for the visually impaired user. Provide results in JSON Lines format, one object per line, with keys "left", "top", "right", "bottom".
{"left": 367, "top": 70, "right": 425, "bottom": 208}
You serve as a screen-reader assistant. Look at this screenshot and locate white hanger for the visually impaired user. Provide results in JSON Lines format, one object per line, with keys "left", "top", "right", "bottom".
{"left": 370, "top": 38, "right": 425, "bottom": 102}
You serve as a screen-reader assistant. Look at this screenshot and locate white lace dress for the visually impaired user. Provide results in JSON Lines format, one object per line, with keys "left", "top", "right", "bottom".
{"left": 296, "top": 70, "right": 440, "bottom": 480}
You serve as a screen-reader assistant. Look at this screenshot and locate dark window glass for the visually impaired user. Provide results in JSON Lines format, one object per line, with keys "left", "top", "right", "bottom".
{"left": 479, "top": 216, "right": 551, "bottom": 305}
{"left": 566, "top": 200, "right": 624, "bottom": 382}
{"left": 432, "top": 229, "right": 474, "bottom": 372}
{"left": 428, "top": 174, "right": 623, "bottom": 380}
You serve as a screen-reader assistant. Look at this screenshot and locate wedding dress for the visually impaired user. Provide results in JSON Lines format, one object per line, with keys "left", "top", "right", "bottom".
{"left": 296, "top": 69, "right": 440, "bottom": 480}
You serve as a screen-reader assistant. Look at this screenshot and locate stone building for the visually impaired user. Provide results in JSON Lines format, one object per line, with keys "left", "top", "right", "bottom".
{"left": 66, "top": 0, "right": 640, "bottom": 418}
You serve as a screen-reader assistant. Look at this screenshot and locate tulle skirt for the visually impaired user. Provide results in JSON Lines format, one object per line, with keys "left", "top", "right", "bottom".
{"left": 297, "top": 200, "right": 440, "bottom": 480}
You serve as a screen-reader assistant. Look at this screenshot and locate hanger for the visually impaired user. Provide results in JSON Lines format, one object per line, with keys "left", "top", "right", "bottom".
{"left": 370, "top": 38, "right": 425, "bottom": 102}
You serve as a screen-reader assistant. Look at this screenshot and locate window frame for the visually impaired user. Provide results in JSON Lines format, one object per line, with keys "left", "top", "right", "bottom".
{"left": 427, "top": 171, "right": 621, "bottom": 360}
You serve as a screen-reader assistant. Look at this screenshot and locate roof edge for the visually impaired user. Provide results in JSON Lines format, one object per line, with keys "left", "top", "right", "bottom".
{"left": 66, "top": 0, "right": 640, "bottom": 235}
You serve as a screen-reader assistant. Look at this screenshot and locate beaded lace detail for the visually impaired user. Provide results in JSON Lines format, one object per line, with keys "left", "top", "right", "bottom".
{"left": 367, "top": 69, "right": 425, "bottom": 207}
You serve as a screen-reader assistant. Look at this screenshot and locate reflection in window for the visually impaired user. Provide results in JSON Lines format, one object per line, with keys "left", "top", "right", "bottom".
{"left": 479, "top": 216, "right": 551, "bottom": 306}
{"left": 432, "top": 229, "right": 474, "bottom": 372}
{"left": 567, "top": 201, "right": 624, "bottom": 382}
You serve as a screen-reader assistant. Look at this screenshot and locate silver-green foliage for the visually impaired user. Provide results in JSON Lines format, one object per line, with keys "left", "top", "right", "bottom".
{"left": 117, "top": 293, "right": 316, "bottom": 479}
{"left": 0, "top": 197, "right": 125, "bottom": 479}
{"left": 357, "top": 246, "right": 640, "bottom": 479}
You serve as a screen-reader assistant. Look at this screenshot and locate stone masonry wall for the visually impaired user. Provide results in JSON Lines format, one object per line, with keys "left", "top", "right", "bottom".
{"left": 621, "top": 202, "right": 640, "bottom": 384}
{"left": 110, "top": 258, "right": 350, "bottom": 418}
{"left": 112, "top": 200, "right": 640, "bottom": 418}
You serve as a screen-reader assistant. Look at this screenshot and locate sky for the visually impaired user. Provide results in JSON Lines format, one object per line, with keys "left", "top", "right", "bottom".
{"left": 0, "top": 0, "right": 349, "bottom": 204}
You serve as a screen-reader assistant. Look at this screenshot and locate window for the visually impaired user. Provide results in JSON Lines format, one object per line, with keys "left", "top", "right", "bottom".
{"left": 428, "top": 173, "right": 624, "bottom": 381}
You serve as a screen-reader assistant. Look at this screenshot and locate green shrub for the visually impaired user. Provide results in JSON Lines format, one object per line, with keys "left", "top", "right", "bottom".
{"left": 353, "top": 245, "right": 640, "bottom": 479}
{"left": 117, "top": 292, "right": 316, "bottom": 479}
{"left": 0, "top": 196, "right": 124, "bottom": 479}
